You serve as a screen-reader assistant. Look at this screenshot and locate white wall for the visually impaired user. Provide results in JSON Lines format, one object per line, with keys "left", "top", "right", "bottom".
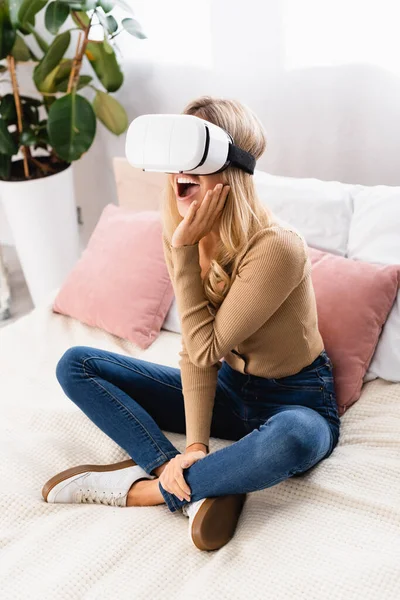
{"left": 2, "top": 0, "right": 400, "bottom": 245}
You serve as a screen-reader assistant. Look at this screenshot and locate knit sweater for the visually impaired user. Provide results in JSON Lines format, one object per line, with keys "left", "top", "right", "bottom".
{"left": 162, "top": 223, "right": 324, "bottom": 448}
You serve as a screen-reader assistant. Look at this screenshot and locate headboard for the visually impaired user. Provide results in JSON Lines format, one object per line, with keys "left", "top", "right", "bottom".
{"left": 113, "top": 157, "right": 168, "bottom": 211}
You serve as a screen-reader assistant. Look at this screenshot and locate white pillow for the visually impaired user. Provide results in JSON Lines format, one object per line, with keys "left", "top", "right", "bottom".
{"left": 162, "top": 297, "right": 181, "bottom": 333}
{"left": 253, "top": 169, "right": 354, "bottom": 256}
{"left": 347, "top": 185, "right": 400, "bottom": 382}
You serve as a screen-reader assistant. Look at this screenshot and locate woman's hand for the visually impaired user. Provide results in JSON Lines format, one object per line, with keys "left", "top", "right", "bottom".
{"left": 158, "top": 450, "right": 207, "bottom": 502}
{"left": 171, "top": 183, "right": 230, "bottom": 248}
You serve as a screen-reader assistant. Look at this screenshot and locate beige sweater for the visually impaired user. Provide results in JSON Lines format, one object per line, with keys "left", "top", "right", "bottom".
{"left": 162, "top": 223, "right": 324, "bottom": 448}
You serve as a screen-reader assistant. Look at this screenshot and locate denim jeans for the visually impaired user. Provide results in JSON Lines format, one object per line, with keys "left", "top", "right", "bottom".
{"left": 56, "top": 346, "right": 340, "bottom": 513}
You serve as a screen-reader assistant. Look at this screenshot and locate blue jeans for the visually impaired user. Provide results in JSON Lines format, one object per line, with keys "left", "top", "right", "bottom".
{"left": 55, "top": 346, "right": 340, "bottom": 513}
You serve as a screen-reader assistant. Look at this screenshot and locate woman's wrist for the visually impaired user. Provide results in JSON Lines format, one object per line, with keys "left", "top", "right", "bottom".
{"left": 186, "top": 442, "right": 209, "bottom": 454}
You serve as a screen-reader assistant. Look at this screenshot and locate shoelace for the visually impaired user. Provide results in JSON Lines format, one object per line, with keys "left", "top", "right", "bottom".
{"left": 75, "top": 488, "right": 126, "bottom": 507}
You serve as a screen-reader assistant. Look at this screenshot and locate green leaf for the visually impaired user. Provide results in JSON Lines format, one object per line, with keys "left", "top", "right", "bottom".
{"left": 0, "top": 94, "right": 41, "bottom": 127}
{"left": 105, "top": 15, "right": 118, "bottom": 33}
{"left": 18, "top": 0, "right": 48, "bottom": 27}
{"left": 98, "top": 0, "right": 114, "bottom": 13}
{"left": 93, "top": 90, "right": 127, "bottom": 135}
{"left": 33, "top": 30, "right": 71, "bottom": 91}
{"left": 52, "top": 58, "right": 92, "bottom": 92}
{"left": 53, "top": 57, "right": 73, "bottom": 81}
{"left": 0, "top": 63, "right": 7, "bottom": 72}
{"left": 43, "top": 95, "right": 56, "bottom": 113}
{"left": 59, "top": 0, "right": 96, "bottom": 9}
{"left": 11, "top": 34, "right": 31, "bottom": 61}
{"left": 85, "top": 40, "right": 123, "bottom": 92}
{"left": 35, "top": 54, "right": 71, "bottom": 96}
{"left": 34, "top": 126, "right": 50, "bottom": 149}
{"left": 9, "top": 0, "right": 24, "bottom": 27}
{"left": 0, "top": 94, "right": 17, "bottom": 124}
{"left": 0, "top": 2, "right": 17, "bottom": 59}
{"left": 39, "top": 63, "right": 61, "bottom": 93}
{"left": 56, "top": 74, "right": 92, "bottom": 92}
{"left": 47, "top": 93, "right": 96, "bottom": 162}
{"left": 0, "top": 118, "right": 18, "bottom": 155}
{"left": 103, "top": 37, "right": 113, "bottom": 53}
{"left": 20, "top": 128, "right": 37, "bottom": 145}
{"left": 121, "top": 18, "right": 147, "bottom": 39}
{"left": 26, "top": 23, "right": 50, "bottom": 52}
{"left": 94, "top": 9, "right": 115, "bottom": 52}
{"left": 45, "top": 1, "right": 70, "bottom": 34}
{"left": 71, "top": 10, "right": 89, "bottom": 28}
{"left": 0, "top": 153, "right": 11, "bottom": 178}
{"left": 96, "top": 8, "right": 117, "bottom": 35}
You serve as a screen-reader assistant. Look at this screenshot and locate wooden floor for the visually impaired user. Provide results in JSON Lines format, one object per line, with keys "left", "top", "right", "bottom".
{"left": 0, "top": 245, "right": 34, "bottom": 329}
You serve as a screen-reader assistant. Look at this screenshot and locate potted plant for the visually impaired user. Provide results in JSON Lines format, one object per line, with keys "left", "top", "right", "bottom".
{"left": 0, "top": 0, "right": 146, "bottom": 306}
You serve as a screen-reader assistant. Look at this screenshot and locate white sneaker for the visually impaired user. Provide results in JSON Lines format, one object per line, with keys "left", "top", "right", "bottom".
{"left": 182, "top": 498, "right": 207, "bottom": 547}
{"left": 182, "top": 494, "right": 247, "bottom": 551}
{"left": 182, "top": 498, "right": 206, "bottom": 518}
{"left": 42, "top": 459, "right": 156, "bottom": 507}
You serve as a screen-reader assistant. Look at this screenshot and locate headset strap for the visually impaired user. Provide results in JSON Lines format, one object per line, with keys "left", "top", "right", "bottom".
{"left": 227, "top": 144, "right": 256, "bottom": 174}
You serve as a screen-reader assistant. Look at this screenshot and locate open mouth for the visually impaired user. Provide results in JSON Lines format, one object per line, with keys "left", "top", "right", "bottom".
{"left": 177, "top": 180, "right": 200, "bottom": 200}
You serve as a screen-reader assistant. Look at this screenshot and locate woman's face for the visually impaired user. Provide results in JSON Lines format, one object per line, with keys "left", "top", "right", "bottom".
{"left": 168, "top": 172, "right": 228, "bottom": 218}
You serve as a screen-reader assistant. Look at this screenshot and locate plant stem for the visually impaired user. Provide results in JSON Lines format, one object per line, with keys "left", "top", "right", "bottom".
{"left": 7, "top": 56, "right": 30, "bottom": 179}
{"left": 67, "top": 32, "right": 83, "bottom": 94}
{"left": 69, "top": 12, "right": 93, "bottom": 93}
{"left": 72, "top": 11, "right": 87, "bottom": 29}
{"left": 29, "top": 156, "right": 56, "bottom": 175}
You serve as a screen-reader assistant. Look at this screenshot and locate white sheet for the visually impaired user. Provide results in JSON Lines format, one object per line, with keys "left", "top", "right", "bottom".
{"left": 1, "top": 290, "right": 400, "bottom": 599}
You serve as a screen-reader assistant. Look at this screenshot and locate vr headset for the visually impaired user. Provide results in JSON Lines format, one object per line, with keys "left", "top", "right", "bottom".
{"left": 125, "top": 114, "right": 256, "bottom": 175}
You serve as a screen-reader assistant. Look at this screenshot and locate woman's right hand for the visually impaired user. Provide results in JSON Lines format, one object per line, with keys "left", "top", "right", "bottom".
{"left": 159, "top": 450, "right": 207, "bottom": 502}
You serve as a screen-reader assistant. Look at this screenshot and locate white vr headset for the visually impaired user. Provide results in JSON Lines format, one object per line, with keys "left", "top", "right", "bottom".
{"left": 125, "top": 114, "right": 256, "bottom": 175}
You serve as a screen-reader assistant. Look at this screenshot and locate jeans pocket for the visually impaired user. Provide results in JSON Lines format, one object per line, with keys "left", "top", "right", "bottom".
{"left": 271, "top": 370, "right": 324, "bottom": 392}
{"left": 316, "top": 370, "right": 336, "bottom": 407}
{"left": 316, "top": 372, "right": 341, "bottom": 446}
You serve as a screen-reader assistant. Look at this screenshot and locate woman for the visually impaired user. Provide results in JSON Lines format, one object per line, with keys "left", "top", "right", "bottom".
{"left": 42, "top": 96, "right": 340, "bottom": 552}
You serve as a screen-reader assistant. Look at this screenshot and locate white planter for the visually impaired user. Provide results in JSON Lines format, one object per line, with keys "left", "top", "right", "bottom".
{"left": 1, "top": 164, "right": 81, "bottom": 307}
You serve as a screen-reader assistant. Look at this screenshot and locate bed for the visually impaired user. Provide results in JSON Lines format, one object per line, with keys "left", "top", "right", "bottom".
{"left": 1, "top": 159, "right": 400, "bottom": 599}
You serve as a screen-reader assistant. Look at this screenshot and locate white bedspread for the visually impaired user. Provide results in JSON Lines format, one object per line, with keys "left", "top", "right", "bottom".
{"left": 1, "top": 290, "right": 400, "bottom": 599}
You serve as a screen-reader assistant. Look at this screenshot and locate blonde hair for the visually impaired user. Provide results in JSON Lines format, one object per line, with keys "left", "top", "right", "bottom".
{"left": 162, "top": 95, "right": 273, "bottom": 310}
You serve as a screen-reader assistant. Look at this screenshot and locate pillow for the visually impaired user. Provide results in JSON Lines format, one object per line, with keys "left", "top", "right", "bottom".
{"left": 253, "top": 169, "right": 354, "bottom": 256}
{"left": 309, "top": 247, "right": 399, "bottom": 415}
{"left": 53, "top": 204, "right": 174, "bottom": 349}
{"left": 162, "top": 297, "right": 181, "bottom": 334}
{"left": 347, "top": 185, "right": 400, "bottom": 382}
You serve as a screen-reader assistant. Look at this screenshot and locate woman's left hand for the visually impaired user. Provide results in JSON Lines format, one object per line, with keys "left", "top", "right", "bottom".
{"left": 171, "top": 183, "right": 230, "bottom": 248}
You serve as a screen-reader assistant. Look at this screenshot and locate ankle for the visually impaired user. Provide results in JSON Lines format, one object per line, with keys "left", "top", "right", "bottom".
{"left": 126, "top": 478, "right": 164, "bottom": 507}
{"left": 127, "top": 479, "right": 151, "bottom": 506}
{"left": 153, "top": 461, "right": 169, "bottom": 477}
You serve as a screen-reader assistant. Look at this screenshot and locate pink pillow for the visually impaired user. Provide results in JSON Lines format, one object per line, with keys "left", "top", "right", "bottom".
{"left": 53, "top": 204, "right": 174, "bottom": 349}
{"left": 309, "top": 247, "right": 400, "bottom": 416}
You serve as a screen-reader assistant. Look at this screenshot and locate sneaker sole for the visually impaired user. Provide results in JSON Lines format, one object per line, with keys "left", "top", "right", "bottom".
{"left": 41, "top": 459, "right": 137, "bottom": 502}
{"left": 191, "top": 493, "right": 246, "bottom": 551}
